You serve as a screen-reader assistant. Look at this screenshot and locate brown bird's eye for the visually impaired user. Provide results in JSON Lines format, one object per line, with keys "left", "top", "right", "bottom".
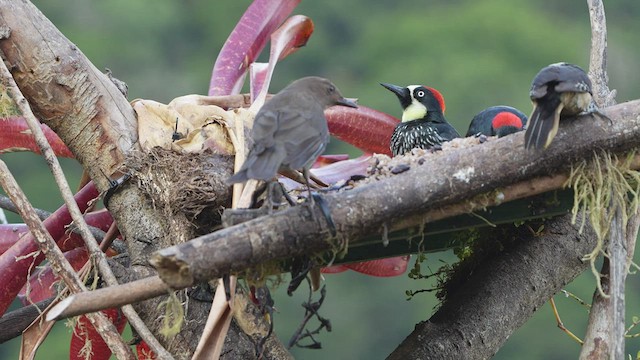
{"left": 327, "top": 85, "right": 335, "bottom": 94}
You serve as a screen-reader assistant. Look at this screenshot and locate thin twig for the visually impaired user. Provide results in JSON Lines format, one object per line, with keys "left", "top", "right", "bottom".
{"left": 560, "top": 289, "right": 591, "bottom": 309}
{"left": 549, "top": 297, "right": 584, "bottom": 345}
{"left": 0, "top": 193, "right": 109, "bottom": 244}
{"left": 47, "top": 276, "right": 170, "bottom": 320}
{"left": 0, "top": 55, "right": 168, "bottom": 358}
{"left": 0, "top": 193, "right": 52, "bottom": 220}
{"left": 0, "top": 161, "right": 134, "bottom": 359}
{"left": 624, "top": 316, "right": 640, "bottom": 338}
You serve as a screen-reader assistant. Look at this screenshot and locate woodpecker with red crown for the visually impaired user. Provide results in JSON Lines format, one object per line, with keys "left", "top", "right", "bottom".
{"left": 381, "top": 83, "right": 460, "bottom": 156}
{"left": 524, "top": 62, "right": 598, "bottom": 150}
{"left": 466, "top": 105, "right": 528, "bottom": 138}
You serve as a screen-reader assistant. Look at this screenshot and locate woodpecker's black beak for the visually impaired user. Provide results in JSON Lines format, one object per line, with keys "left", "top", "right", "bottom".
{"left": 336, "top": 97, "right": 358, "bottom": 108}
{"left": 381, "top": 83, "right": 410, "bottom": 103}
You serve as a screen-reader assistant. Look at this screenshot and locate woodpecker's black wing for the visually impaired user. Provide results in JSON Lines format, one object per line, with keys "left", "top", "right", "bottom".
{"left": 525, "top": 63, "right": 593, "bottom": 150}
{"left": 524, "top": 96, "right": 562, "bottom": 150}
{"left": 466, "top": 112, "right": 494, "bottom": 137}
{"left": 466, "top": 106, "right": 528, "bottom": 137}
{"left": 434, "top": 122, "right": 460, "bottom": 141}
{"left": 530, "top": 63, "right": 592, "bottom": 99}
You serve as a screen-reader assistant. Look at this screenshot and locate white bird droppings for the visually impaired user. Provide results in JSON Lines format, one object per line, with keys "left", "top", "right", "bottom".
{"left": 453, "top": 167, "right": 475, "bottom": 183}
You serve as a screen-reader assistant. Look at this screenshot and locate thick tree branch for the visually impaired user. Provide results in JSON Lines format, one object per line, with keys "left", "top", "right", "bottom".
{"left": 150, "top": 101, "right": 640, "bottom": 288}
{"left": 0, "top": 27, "right": 172, "bottom": 359}
{"left": 3, "top": 1, "right": 639, "bottom": 359}
{"left": 0, "top": 0, "right": 137, "bottom": 191}
{"left": 581, "top": 1, "right": 633, "bottom": 358}
{"left": 587, "top": 0, "right": 616, "bottom": 108}
{"left": 0, "top": 1, "right": 210, "bottom": 357}
{"left": 387, "top": 214, "right": 599, "bottom": 359}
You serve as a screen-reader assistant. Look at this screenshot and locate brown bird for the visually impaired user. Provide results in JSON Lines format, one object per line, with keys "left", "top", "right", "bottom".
{"left": 228, "top": 76, "right": 357, "bottom": 197}
{"left": 524, "top": 62, "right": 596, "bottom": 150}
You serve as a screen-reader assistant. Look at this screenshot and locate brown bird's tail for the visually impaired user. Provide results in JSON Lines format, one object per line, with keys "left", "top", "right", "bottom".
{"left": 227, "top": 147, "right": 286, "bottom": 184}
{"left": 524, "top": 98, "right": 563, "bottom": 150}
{"left": 227, "top": 169, "right": 249, "bottom": 184}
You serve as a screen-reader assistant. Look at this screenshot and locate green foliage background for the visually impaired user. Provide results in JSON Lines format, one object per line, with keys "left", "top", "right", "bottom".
{"left": 1, "top": 0, "right": 639, "bottom": 359}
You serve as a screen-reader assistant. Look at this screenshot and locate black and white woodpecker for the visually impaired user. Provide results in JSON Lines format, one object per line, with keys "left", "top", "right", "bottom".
{"left": 381, "top": 83, "right": 460, "bottom": 156}
{"left": 524, "top": 62, "right": 597, "bottom": 150}
{"left": 466, "top": 105, "right": 528, "bottom": 138}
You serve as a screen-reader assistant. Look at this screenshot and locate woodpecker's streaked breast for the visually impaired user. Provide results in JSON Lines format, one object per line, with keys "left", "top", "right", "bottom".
{"left": 390, "top": 120, "right": 445, "bottom": 156}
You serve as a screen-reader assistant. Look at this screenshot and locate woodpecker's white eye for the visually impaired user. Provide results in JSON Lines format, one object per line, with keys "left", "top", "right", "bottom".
{"left": 416, "top": 90, "right": 425, "bottom": 98}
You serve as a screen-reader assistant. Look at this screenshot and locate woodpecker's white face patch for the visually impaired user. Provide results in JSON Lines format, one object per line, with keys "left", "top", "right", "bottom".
{"left": 402, "top": 85, "right": 427, "bottom": 122}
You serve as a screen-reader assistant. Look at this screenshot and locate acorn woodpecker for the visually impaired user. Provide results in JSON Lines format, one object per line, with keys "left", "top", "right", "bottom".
{"left": 466, "top": 106, "right": 528, "bottom": 138}
{"left": 524, "top": 62, "right": 595, "bottom": 150}
{"left": 227, "top": 76, "right": 357, "bottom": 192}
{"left": 381, "top": 83, "right": 460, "bottom": 156}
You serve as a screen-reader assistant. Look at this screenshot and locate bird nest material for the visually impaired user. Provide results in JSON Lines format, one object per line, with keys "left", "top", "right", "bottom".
{"left": 126, "top": 147, "right": 234, "bottom": 234}
{"left": 567, "top": 150, "right": 640, "bottom": 297}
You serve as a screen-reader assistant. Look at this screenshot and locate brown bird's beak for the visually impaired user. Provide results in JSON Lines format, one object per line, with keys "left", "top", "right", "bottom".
{"left": 336, "top": 97, "right": 358, "bottom": 108}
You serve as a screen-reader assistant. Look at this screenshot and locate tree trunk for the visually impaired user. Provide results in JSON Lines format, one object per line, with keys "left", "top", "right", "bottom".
{"left": 388, "top": 215, "right": 599, "bottom": 359}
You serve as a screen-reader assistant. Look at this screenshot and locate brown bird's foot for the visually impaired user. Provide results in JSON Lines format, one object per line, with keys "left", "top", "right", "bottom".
{"left": 266, "top": 181, "right": 296, "bottom": 212}
{"left": 317, "top": 174, "right": 366, "bottom": 193}
{"left": 594, "top": 109, "right": 613, "bottom": 125}
{"left": 250, "top": 181, "right": 296, "bottom": 212}
{"left": 310, "top": 193, "right": 336, "bottom": 237}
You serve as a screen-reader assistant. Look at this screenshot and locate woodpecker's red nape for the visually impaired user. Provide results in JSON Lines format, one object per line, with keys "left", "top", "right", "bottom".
{"left": 492, "top": 111, "right": 523, "bottom": 130}
{"left": 425, "top": 86, "right": 446, "bottom": 113}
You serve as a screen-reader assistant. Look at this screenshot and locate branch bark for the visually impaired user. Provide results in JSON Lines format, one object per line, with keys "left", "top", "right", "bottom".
{"left": 0, "top": 2, "right": 286, "bottom": 358}
{"left": 0, "top": 0, "right": 137, "bottom": 190}
{"left": 150, "top": 100, "right": 640, "bottom": 288}
{"left": 3, "top": 1, "right": 640, "bottom": 359}
{"left": 0, "top": 161, "right": 135, "bottom": 359}
{"left": 580, "top": 1, "right": 635, "bottom": 358}
{"left": 387, "top": 215, "right": 599, "bottom": 359}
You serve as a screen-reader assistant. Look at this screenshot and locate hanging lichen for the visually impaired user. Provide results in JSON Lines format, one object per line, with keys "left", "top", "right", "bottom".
{"left": 158, "top": 292, "right": 185, "bottom": 339}
{"left": 567, "top": 150, "right": 640, "bottom": 297}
